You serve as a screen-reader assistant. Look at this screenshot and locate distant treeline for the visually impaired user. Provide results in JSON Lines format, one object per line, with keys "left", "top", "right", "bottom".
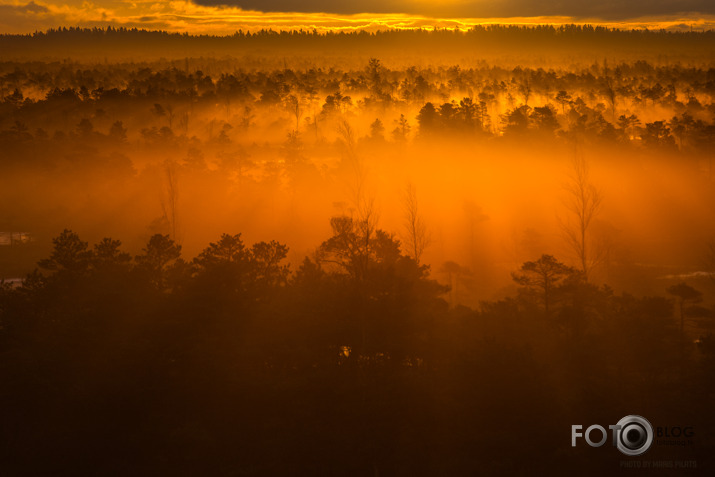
{"left": 2, "top": 25, "right": 714, "bottom": 61}
{"left": 10, "top": 24, "right": 715, "bottom": 40}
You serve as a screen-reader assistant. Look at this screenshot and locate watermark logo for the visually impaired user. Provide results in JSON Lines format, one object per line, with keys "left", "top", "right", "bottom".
{"left": 613, "top": 415, "right": 654, "bottom": 456}
{"left": 572, "top": 415, "right": 654, "bottom": 456}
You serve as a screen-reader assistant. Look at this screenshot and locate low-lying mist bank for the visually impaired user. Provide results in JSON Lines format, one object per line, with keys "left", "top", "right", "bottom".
{"left": 2, "top": 137, "right": 715, "bottom": 304}
{"left": 2, "top": 53, "right": 715, "bottom": 304}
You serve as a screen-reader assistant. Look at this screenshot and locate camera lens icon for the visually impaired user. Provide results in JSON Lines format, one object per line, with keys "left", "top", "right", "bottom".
{"left": 616, "top": 415, "right": 653, "bottom": 456}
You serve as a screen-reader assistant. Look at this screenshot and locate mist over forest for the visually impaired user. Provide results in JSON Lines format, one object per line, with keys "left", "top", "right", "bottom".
{"left": 1, "top": 26, "right": 715, "bottom": 475}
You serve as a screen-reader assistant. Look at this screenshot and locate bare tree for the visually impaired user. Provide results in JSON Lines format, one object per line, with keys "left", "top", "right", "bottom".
{"left": 285, "top": 94, "right": 304, "bottom": 131}
{"left": 555, "top": 90, "right": 572, "bottom": 114}
{"left": 560, "top": 152, "right": 603, "bottom": 281}
{"left": 160, "top": 160, "right": 179, "bottom": 241}
{"left": 602, "top": 60, "right": 617, "bottom": 120}
{"left": 402, "top": 183, "right": 430, "bottom": 263}
{"left": 603, "top": 75, "right": 617, "bottom": 121}
{"left": 518, "top": 76, "right": 532, "bottom": 105}
{"left": 305, "top": 89, "right": 320, "bottom": 140}
{"left": 338, "top": 120, "right": 379, "bottom": 277}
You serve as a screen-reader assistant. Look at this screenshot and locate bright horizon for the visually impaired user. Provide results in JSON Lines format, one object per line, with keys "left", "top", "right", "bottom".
{"left": 1, "top": 0, "right": 714, "bottom": 35}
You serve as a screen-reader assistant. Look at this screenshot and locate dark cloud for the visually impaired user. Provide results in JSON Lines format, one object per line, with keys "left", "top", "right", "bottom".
{"left": 0, "top": 2, "right": 53, "bottom": 34}
{"left": 0, "top": 1, "right": 49, "bottom": 15}
{"left": 191, "top": 0, "right": 715, "bottom": 20}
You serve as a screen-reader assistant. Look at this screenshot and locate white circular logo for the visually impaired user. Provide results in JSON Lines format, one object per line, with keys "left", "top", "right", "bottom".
{"left": 615, "top": 415, "right": 653, "bottom": 456}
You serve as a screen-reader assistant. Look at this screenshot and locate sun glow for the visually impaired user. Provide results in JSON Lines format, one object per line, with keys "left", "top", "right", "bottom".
{"left": 1, "top": 0, "right": 714, "bottom": 34}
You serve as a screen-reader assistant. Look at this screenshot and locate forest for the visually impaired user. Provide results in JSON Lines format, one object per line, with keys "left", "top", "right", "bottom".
{"left": 1, "top": 26, "right": 715, "bottom": 475}
{"left": 2, "top": 25, "right": 714, "bottom": 63}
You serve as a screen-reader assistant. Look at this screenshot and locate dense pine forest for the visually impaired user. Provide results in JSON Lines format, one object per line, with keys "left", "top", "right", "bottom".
{"left": 2, "top": 25, "right": 714, "bottom": 62}
{"left": 1, "top": 226, "right": 713, "bottom": 475}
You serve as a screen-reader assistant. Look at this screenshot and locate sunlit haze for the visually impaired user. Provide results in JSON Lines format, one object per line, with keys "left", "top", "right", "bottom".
{"left": 1, "top": 1, "right": 715, "bottom": 475}
{"left": 1, "top": 0, "right": 715, "bottom": 34}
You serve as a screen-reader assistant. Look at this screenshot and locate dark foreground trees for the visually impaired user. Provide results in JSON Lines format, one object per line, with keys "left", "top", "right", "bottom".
{"left": 0, "top": 228, "right": 713, "bottom": 476}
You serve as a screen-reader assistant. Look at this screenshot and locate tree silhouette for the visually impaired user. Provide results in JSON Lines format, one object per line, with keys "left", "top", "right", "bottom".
{"left": 368, "top": 118, "right": 385, "bottom": 141}
{"left": 392, "top": 114, "right": 410, "bottom": 141}
{"left": 641, "top": 121, "right": 676, "bottom": 149}
{"left": 618, "top": 114, "right": 641, "bottom": 140}
{"left": 416, "top": 102, "right": 438, "bottom": 136}
{"left": 518, "top": 75, "right": 532, "bottom": 105}
{"left": 160, "top": 159, "right": 180, "bottom": 241}
{"left": 512, "top": 254, "right": 576, "bottom": 317}
{"left": 530, "top": 105, "right": 559, "bottom": 135}
{"left": 135, "top": 234, "right": 182, "bottom": 291}
{"left": 284, "top": 94, "right": 304, "bottom": 131}
{"left": 601, "top": 72, "right": 617, "bottom": 120}
{"left": 92, "top": 238, "right": 131, "bottom": 270}
{"left": 402, "top": 183, "right": 430, "bottom": 264}
{"left": 316, "top": 216, "right": 367, "bottom": 281}
{"left": 502, "top": 105, "right": 531, "bottom": 136}
{"left": 366, "top": 57, "right": 384, "bottom": 97}
{"left": 555, "top": 90, "right": 572, "bottom": 114}
{"left": 249, "top": 240, "right": 290, "bottom": 291}
{"left": 192, "top": 233, "right": 288, "bottom": 303}
{"left": 561, "top": 154, "right": 603, "bottom": 281}
{"left": 38, "top": 229, "right": 92, "bottom": 275}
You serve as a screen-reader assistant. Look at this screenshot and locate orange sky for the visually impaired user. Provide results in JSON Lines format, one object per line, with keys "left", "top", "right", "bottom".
{"left": 0, "top": 0, "right": 714, "bottom": 34}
